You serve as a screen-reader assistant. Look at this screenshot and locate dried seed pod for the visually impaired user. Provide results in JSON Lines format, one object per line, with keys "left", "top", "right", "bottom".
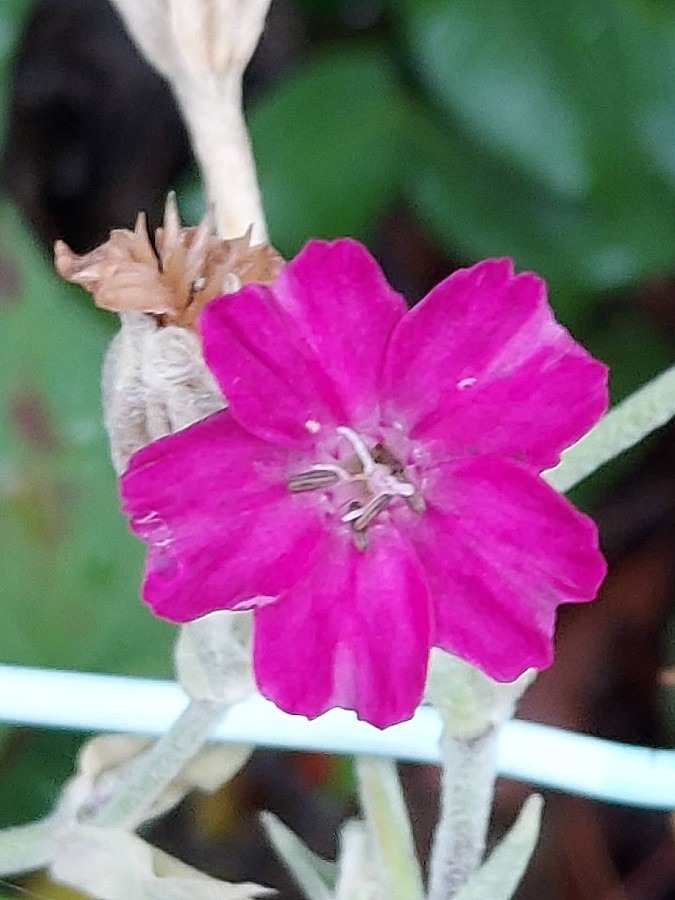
{"left": 102, "top": 314, "right": 224, "bottom": 473}
{"left": 56, "top": 194, "right": 284, "bottom": 471}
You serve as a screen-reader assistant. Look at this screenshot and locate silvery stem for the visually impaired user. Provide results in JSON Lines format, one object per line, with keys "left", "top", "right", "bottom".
{"left": 93, "top": 697, "right": 226, "bottom": 829}
{"left": 546, "top": 363, "right": 675, "bottom": 493}
{"left": 0, "top": 821, "right": 58, "bottom": 877}
{"left": 427, "top": 726, "right": 499, "bottom": 900}
{"left": 174, "top": 75, "right": 268, "bottom": 242}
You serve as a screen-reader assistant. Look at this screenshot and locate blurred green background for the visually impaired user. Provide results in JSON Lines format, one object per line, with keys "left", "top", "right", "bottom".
{"left": 0, "top": 1, "right": 674, "bottom": 897}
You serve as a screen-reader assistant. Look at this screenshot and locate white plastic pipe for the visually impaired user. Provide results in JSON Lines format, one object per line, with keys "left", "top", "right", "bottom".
{"left": 0, "top": 664, "right": 673, "bottom": 809}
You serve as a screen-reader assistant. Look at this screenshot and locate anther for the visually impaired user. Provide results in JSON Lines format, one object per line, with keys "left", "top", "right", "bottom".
{"left": 345, "top": 493, "right": 392, "bottom": 531}
{"left": 288, "top": 469, "right": 340, "bottom": 492}
{"left": 406, "top": 493, "right": 426, "bottom": 514}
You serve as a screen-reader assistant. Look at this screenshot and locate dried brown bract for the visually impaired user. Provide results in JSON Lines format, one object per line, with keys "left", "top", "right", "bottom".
{"left": 54, "top": 194, "right": 283, "bottom": 328}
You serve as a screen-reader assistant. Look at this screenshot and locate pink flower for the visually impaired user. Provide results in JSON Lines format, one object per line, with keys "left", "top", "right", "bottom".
{"left": 121, "top": 240, "right": 608, "bottom": 728}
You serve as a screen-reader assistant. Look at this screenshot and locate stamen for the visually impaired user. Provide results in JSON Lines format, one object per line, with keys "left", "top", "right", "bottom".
{"left": 336, "top": 426, "right": 376, "bottom": 475}
{"left": 407, "top": 493, "right": 426, "bottom": 514}
{"left": 343, "top": 493, "right": 392, "bottom": 530}
{"left": 288, "top": 427, "right": 424, "bottom": 546}
{"left": 342, "top": 506, "right": 363, "bottom": 523}
{"left": 391, "top": 480, "right": 416, "bottom": 498}
{"left": 288, "top": 468, "right": 340, "bottom": 492}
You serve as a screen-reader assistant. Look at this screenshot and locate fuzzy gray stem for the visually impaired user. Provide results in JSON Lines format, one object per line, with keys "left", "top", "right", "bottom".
{"left": 93, "top": 698, "right": 226, "bottom": 829}
{"left": 545, "top": 363, "right": 675, "bottom": 493}
{"left": 175, "top": 76, "right": 268, "bottom": 242}
{"left": 427, "top": 726, "right": 499, "bottom": 900}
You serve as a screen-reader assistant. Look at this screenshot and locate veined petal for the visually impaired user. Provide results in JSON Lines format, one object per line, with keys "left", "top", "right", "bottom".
{"left": 200, "top": 239, "right": 406, "bottom": 448}
{"left": 407, "top": 455, "right": 606, "bottom": 681}
{"left": 382, "top": 258, "right": 608, "bottom": 469}
{"left": 121, "top": 410, "right": 326, "bottom": 621}
{"left": 253, "top": 525, "right": 432, "bottom": 728}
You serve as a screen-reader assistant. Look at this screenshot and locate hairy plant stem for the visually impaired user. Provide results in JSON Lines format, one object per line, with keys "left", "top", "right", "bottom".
{"left": 108, "top": 0, "right": 270, "bottom": 243}
{"left": 0, "top": 821, "right": 58, "bottom": 877}
{"left": 423, "top": 366, "right": 675, "bottom": 899}
{"left": 355, "top": 757, "right": 425, "bottom": 900}
{"left": 175, "top": 76, "right": 268, "bottom": 242}
{"left": 93, "top": 698, "right": 226, "bottom": 829}
{"left": 427, "top": 725, "right": 499, "bottom": 900}
{"left": 545, "top": 362, "right": 675, "bottom": 493}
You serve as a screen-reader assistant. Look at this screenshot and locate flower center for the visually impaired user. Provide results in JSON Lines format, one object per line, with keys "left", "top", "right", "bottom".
{"left": 287, "top": 426, "right": 423, "bottom": 550}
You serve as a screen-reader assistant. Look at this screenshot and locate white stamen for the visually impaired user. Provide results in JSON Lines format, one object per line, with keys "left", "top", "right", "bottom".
{"left": 289, "top": 426, "right": 422, "bottom": 542}
{"left": 288, "top": 469, "right": 340, "bottom": 492}
{"left": 311, "top": 463, "right": 350, "bottom": 480}
{"left": 287, "top": 463, "right": 350, "bottom": 492}
{"left": 336, "top": 425, "right": 416, "bottom": 500}
{"left": 305, "top": 419, "right": 321, "bottom": 434}
{"left": 342, "top": 505, "right": 365, "bottom": 523}
{"left": 336, "top": 426, "right": 376, "bottom": 474}
{"left": 341, "top": 493, "right": 392, "bottom": 529}
{"left": 388, "top": 479, "right": 415, "bottom": 498}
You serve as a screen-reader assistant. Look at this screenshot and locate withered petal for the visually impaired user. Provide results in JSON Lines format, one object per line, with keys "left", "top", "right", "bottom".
{"left": 55, "top": 195, "right": 285, "bottom": 328}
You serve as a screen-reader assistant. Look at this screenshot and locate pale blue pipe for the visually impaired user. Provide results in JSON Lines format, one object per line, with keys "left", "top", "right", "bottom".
{"left": 0, "top": 664, "right": 672, "bottom": 810}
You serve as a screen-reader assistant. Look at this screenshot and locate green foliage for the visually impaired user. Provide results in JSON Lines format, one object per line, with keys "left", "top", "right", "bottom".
{"left": 0, "top": 203, "right": 173, "bottom": 676}
{"left": 396, "top": 0, "right": 675, "bottom": 294}
{"left": 251, "top": 45, "right": 406, "bottom": 255}
{"left": 261, "top": 812, "right": 336, "bottom": 899}
{"left": 249, "top": 0, "right": 675, "bottom": 338}
{"left": 0, "top": 729, "right": 84, "bottom": 827}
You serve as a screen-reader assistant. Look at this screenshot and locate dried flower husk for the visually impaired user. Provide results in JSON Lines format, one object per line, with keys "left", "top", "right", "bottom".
{"left": 54, "top": 195, "right": 283, "bottom": 473}
{"left": 54, "top": 193, "right": 283, "bottom": 328}
{"left": 51, "top": 825, "right": 274, "bottom": 900}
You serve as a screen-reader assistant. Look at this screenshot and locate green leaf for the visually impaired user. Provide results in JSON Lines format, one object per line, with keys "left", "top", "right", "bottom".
{"left": 397, "top": 0, "right": 675, "bottom": 292}
{"left": 0, "top": 202, "right": 173, "bottom": 676}
{"left": 0, "top": 729, "right": 83, "bottom": 828}
{"left": 400, "top": 0, "right": 591, "bottom": 197}
{"left": 398, "top": 0, "right": 664, "bottom": 194}
{"left": 250, "top": 45, "right": 407, "bottom": 255}
{"left": 585, "top": 306, "right": 675, "bottom": 405}
{"left": 401, "top": 104, "right": 610, "bottom": 297}
{"left": 568, "top": 308, "right": 675, "bottom": 504}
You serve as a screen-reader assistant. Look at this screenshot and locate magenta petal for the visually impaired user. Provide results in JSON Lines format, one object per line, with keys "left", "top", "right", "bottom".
{"left": 382, "top": 258, "right": 608, "bottom": 469}
{"left": 409, "top": 455, "right": 606, "bottom": 681}
{"left": 200, "top": 239, "right": 406, "bottom": 448}
{"left": 121, "top": 410, "right": 326, "bottom": 621}
{"left": 253, "top": 525, "right": 432, "bottom": 728}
